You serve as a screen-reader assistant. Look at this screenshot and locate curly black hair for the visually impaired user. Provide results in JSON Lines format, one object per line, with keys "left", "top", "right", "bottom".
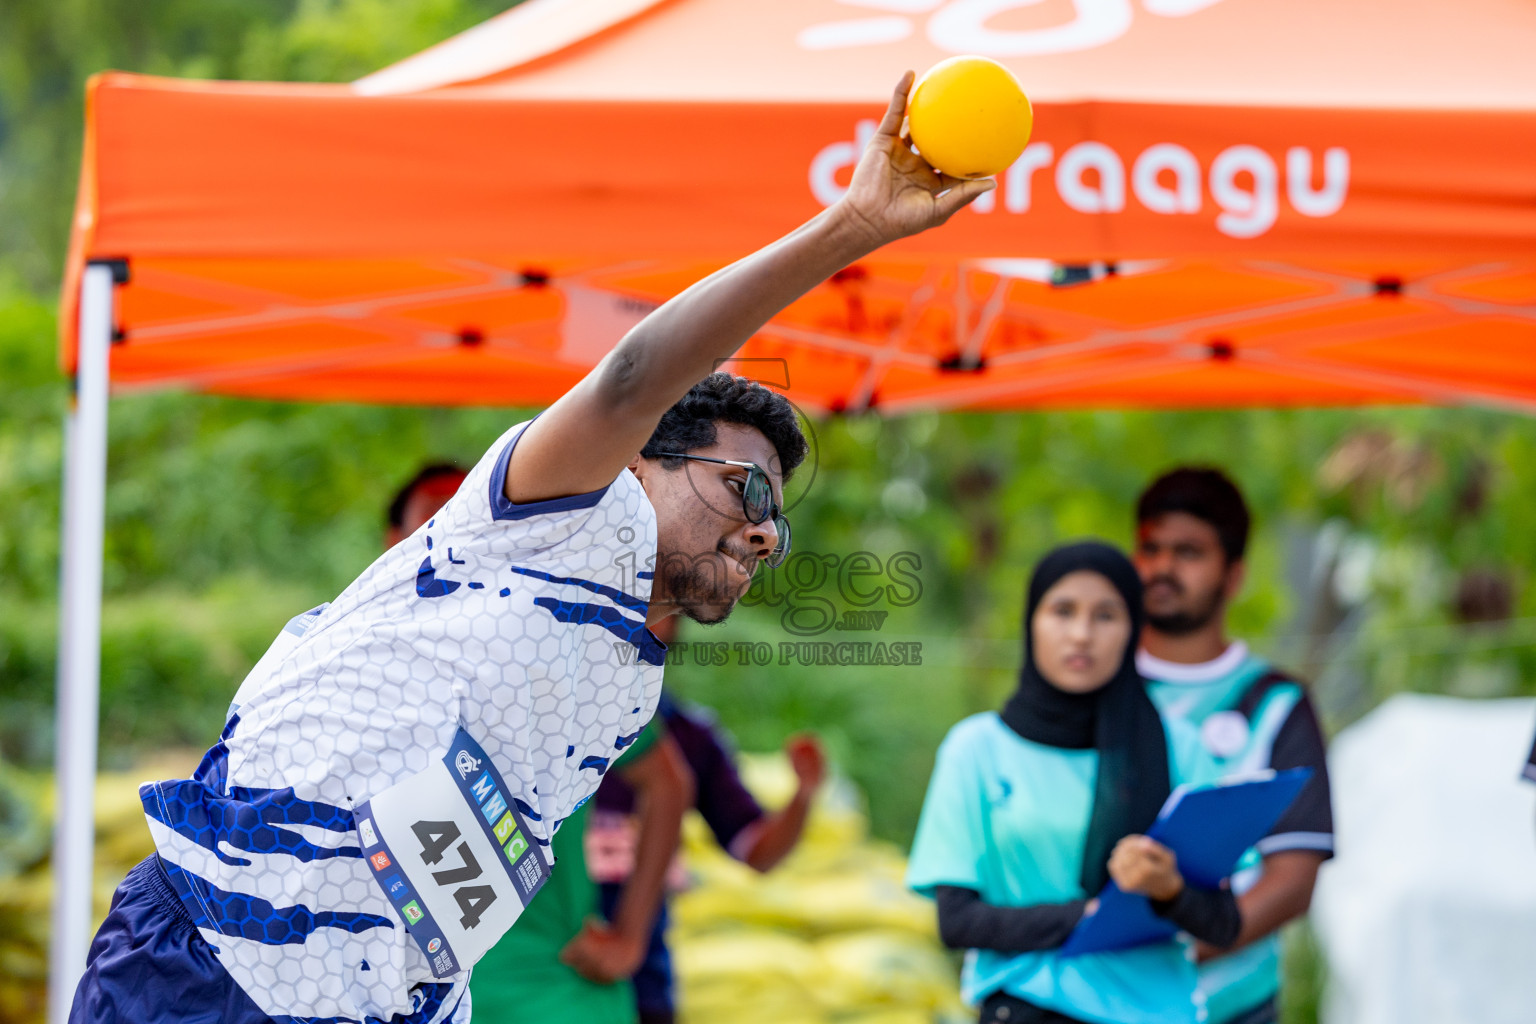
{"left": 641, "top": 373, "right": 808, "bottom": 480}
{"left": 1136, "top": 467, "right": 1251, "bottom": 562}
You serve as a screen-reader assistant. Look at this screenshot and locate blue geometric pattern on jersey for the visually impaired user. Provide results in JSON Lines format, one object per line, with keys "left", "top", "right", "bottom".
{"left": 123, "top": 421, "right": 662, "bottom": 1022}
{"left": 416, "top": 556, "right": 461, "bottom": 598}
{"left": 578, "top": 755, "right": 611, "bottom": 775}
{"left": 192, "top": 714, "right": 244, "bottom": 794}
{"left": 162, "top": 858, "right": 393, "bottom": 945}
{"left": 509, "top": 565, "right": 648, "bottom": 614}
{"left": 144, "top": 772, "right": 362, "bottom": 867}
{"left": 532, "top": 597, "right": 667, "bottom": 666}
{"left": 268, "top": 983, "right": 460, "bottom": 1024}
{"left": 513, "top": 797, "right": 542, "bottom": 821}
{"left": 614, "top": 729, "right": 642, "bottom": 750}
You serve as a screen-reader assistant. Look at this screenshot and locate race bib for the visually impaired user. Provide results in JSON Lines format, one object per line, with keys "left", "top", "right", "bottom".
{"left": 353, "top": 728, "right": 550, "bottom": 978}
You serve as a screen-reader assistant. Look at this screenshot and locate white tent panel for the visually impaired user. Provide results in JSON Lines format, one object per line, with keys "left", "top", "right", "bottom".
{"left": 1313, "top": 694, "right": 1536, "bottom": 1024}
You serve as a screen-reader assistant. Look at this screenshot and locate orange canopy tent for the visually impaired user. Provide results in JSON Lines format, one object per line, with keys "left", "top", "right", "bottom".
{"left": 61, "top": 0, "right": 1536, "bottom": 414}
{"left": 48, "top": 1, "right": 1536, "bottom": 1018}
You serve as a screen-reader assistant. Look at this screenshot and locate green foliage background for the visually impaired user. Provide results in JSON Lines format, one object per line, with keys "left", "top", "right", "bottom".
{"left": 3, "top": 4, "right": 1536, "bottom": 1021}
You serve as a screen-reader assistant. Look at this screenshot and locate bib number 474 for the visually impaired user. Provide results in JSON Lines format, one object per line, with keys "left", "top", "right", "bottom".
{"left": 412, "top": 820, "right": 498, "bottom": 929}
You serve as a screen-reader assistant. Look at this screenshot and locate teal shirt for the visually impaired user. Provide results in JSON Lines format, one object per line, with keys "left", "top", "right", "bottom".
{"left": 907, "top": 713, "right": 1198, "bottom": 1024}
{"left": 1141, "top": 646, "right": 1307, "bottom": 1024}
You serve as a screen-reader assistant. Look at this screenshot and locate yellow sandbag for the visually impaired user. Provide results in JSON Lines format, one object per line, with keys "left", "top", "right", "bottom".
{"left": 682, "top": 989, "right": 824, "bottom": 1024}
{"left": 811, "top": 930, "right": 963, "bottom": 1013}
{"left": 674, "top": 929, "right": 821, "bottom": 985}
{"left": 674, "top": 929, "right": 828, "bottom": 1022}
{"left": 96, "top": 791, "right": 156, "bottom": 868}
{"left": 837, "top": 1009, "right": 951, "bottom": 1024}
{"left": 0, "top": 869, "right": 51, "bottom": 1024}
{"left": 659, "top": 752, "right": 965, "bottom": 1024}
{"left": 677, "top": 872, "right": 933, "bottom": 938}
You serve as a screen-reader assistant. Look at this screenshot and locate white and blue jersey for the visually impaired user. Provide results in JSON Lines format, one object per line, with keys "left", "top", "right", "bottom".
{"left": 137, "top": 421, "right": 665, "bottom": 1023}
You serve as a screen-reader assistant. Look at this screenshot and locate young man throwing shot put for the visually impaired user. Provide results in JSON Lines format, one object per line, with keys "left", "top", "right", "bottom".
{"left": 68, "top": 76, "right": 991, "bottom": 1024}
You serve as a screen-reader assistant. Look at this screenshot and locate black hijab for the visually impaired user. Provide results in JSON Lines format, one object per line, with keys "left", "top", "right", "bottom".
{"left": 999, "top": 541, "right": 1171, "bottom": 895}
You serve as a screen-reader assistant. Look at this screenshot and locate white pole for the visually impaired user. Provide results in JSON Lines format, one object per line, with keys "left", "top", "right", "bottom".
{"left": 49, "top": 262, "right": 114, "bottom": 1024}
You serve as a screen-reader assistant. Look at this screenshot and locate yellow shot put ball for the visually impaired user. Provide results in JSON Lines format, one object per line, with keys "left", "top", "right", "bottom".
{"left": 907, "top": 55, "right": 1033, "bottom": 179}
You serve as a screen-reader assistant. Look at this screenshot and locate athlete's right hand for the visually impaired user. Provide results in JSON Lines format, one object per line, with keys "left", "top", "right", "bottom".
{"left": 832, "top": 73, "right": 994, "bottom": 249}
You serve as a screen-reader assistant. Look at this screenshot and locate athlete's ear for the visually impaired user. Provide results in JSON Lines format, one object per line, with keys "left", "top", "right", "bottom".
{"left": 628, "top": 452, "right": 678, "bottom": 492}
{"left": 1223, "top": 559, "right": 1247, "bottom": 602}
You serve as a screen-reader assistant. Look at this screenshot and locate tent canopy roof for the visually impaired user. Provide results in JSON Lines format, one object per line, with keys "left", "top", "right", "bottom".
{"left": 358, "top": 0, "right": 1536, "bottom": 108}
{"left": 61, "top": 0, "right": 1536, "bottom": 412}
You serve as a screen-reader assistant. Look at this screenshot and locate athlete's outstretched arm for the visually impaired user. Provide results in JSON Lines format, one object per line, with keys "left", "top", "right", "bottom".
{"left": 506, "top": 73, "right": 993, "bottom": 503}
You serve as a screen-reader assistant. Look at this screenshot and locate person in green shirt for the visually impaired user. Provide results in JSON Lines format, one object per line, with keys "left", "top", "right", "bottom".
{"left": 471, "top": 720, "right": 690, "bottom": 1024}
{"left": 908, "top": 541, "right": 1241, "bottom": 1024}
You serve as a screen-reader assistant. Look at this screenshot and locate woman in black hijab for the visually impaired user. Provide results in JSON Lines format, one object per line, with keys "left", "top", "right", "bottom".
{"left": 907, "top": 541, "right": 1240, "bottom": 1024}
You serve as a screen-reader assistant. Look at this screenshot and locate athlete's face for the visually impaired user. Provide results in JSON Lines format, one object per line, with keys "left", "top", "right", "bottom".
{"left": 1031, "top": 570, "right": 1132, "bottom": 694}
{"left": 1133, "top": 512, "right": 1243, "bottom": 637}
{"left": 633, "top": 423, "right": 785, "bottom": 626}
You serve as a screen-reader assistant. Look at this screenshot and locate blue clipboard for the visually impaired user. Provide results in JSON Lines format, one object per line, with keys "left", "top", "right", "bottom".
{"left": 1058, "top": 767, "right": 1313, "bottom": 957}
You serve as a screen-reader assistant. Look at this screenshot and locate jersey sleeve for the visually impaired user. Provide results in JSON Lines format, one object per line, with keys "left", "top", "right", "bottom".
{"left": 415, "top": 418, "right": 653, "bottom": 588}
{"left": 1523, "top": 727, "right": 1536, "bottom": 784}
{"left": 456, "top": 419, "right": 611, "bottom": 528}
{"left": 1259, "top": 692, "right": 1335, "bottom": 859}
{"left": 906, "top": 728, "right": 989, "bottom": 896}
{"left": 483, "top": 420, "right": 614, "bottom": 523}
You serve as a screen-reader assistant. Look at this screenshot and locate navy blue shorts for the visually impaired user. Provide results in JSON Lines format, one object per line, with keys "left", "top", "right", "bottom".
{"left": 69, "top": 855, "right": 273, "bottom": 1024}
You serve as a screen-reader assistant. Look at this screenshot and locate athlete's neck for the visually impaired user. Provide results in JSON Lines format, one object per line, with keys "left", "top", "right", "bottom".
{"left": 645, "top": 605, "right": 681, "bottom": 628}
{"left": 1141, "top": 621, "right": 1232, "bottom": 665}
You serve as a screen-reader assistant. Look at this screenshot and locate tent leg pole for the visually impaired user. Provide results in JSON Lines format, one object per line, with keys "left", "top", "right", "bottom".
{"left": 49, "top": 263, "right": 114, "bottom": 1024}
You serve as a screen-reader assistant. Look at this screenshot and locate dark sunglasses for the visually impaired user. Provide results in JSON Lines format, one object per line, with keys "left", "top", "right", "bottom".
{"left": 654, "top": 452, "right": 792, "bottom": 568}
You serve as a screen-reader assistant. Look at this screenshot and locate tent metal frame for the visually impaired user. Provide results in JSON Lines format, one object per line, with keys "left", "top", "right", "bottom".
{"left": 51, "top": 262, "right": 115, "bottom": 1024}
